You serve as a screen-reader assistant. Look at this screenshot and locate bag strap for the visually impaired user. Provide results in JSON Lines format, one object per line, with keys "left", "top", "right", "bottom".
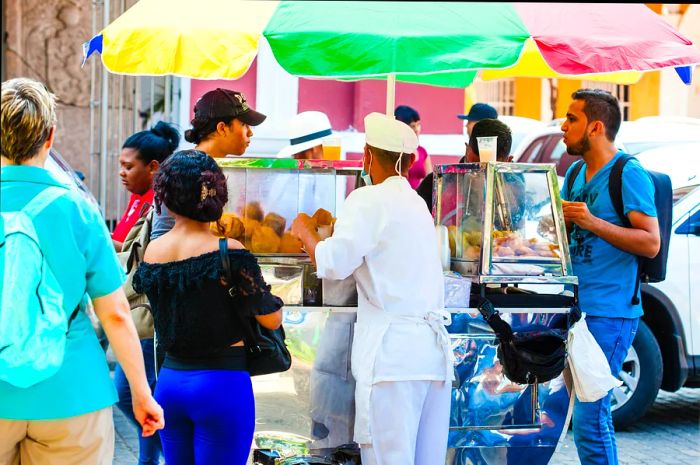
{"left": 125, "top": 210, "right": 154, "bottom": 273}
{"left": 608, "top": 155, "right": 633, "bottom": 227}
{"left": 15, "top": 186, "right": 81, "bottom": 329}
{"left": 477, "top": 298, "right": 514, "bottom": 342}
{"left": 218, "top": 238, "right": 261, "bottom": 350}
{"left": 608, "top": 155, "right": 642, "bottom": 305}
{"left": 565, "top": 160, "right": 585, "bottom": 195}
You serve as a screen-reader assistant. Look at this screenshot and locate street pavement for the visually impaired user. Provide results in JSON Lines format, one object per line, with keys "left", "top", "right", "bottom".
{"left": 113, "top": 387, "right": 700, "bottom": 465}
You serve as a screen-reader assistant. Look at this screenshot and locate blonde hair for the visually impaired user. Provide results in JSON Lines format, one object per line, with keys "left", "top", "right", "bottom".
{"left": 1, "top": 78, "right": 57, "bottom": 163}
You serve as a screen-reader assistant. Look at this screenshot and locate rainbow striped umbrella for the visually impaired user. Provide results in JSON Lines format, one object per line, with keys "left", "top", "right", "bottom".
{"left": 84, "top": 1, "right": 700, "bottom": 108}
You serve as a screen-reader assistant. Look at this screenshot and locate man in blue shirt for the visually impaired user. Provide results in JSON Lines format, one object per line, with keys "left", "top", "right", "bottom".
{"left": 560, "top": 89, "right": 660, "bottom": 465}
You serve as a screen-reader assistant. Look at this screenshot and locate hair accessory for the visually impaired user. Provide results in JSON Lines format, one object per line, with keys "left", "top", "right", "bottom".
{"left": 200, "top": 183, "right": 217, "bottom": 201}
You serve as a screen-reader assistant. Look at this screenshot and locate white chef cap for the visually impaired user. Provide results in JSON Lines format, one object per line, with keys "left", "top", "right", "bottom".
{"left": 364, "top": 112, "right": 418, "bottom": 155}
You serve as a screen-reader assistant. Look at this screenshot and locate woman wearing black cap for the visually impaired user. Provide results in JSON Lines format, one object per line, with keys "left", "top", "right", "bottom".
{"left": 151, "top": 88, "right": 266, "bottom": 240}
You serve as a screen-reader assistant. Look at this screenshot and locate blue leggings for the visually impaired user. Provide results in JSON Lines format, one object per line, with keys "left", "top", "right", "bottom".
{"left": 154, "top": 368, "right": 255, "bottom": 465}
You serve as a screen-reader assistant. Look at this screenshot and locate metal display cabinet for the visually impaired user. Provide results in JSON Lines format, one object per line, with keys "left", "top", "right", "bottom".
{"left": 434, "top": 162, "right": 579, "bottom": 465}
{"left": 216, "top": 157, "right": 363, "bottom": 307}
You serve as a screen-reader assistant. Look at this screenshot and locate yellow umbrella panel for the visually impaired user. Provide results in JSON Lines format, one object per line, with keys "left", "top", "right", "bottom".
{"left": 481, "top": 39, "right": 643, "bottom": 85}
{"left": 98, "top": 0, "right": 279, "bottom": 79}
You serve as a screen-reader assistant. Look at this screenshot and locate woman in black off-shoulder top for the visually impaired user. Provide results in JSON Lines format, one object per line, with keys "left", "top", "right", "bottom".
{"left": 133, "top": 150, "right": 282, "bottom": 465}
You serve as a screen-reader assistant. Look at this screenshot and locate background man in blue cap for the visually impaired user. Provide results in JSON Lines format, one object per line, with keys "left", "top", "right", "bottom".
{"left": 457, "top": 103, "right": 498, "bottom": 140}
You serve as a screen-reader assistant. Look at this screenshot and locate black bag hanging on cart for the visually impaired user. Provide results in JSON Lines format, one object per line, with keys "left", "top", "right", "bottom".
{"left": 219, "top": 238, "right": 292, "bottom": 377}
{"left": 477, "top": 298, "right": 579, "bottom": 385}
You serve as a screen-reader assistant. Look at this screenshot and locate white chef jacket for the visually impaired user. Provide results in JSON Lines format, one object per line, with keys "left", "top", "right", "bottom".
{"left": 315, "top": 175, "right": 454, "bottom": 445}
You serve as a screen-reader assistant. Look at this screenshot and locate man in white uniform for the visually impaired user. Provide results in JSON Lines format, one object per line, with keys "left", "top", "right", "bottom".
{"left": 292, "top": 112, "right": 453, "bottom": 465}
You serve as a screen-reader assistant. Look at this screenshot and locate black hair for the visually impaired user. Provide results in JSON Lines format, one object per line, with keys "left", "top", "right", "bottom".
{"left": 468, "top": 119, "right": 513, "bottom": 161}
{"left": 394, "top": 105, "right": 420, "bottom": 125}
{"left": 367, "top": 145, "right": 413, "bottom": 174}
{"left": 153, "top": 149, "right": 228, "bottom": 222}
{"left": 571, "top": 88, "right": 622, "bottom": 142}
{"left": 122, "top": 121, "right": 180, "bottom": 164}
{"left": 184, "top": 115, "right": 235, "bottom": 144}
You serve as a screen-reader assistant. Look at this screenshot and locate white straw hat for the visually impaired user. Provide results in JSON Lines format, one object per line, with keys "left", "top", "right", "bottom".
{"left": 277, "top": 111, "right": 333, "bottom": 158}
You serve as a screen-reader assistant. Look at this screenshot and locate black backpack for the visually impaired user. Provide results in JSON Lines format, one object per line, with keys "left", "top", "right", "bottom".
{"left": 566, "top": 155, "right": 673, "bottom": 304}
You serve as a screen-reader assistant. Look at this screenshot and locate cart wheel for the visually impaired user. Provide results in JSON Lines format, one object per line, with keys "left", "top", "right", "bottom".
{"left": 611, "top": 320, "right": 662, "bottom": 429}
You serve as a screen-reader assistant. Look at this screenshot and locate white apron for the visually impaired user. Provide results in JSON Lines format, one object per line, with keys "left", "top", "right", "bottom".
{"left": 351, "top": 306, "right": 454, "bottom": 445}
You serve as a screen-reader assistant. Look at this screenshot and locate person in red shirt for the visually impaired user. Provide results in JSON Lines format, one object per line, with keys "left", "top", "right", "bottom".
{"left": 110, "top": 121, "right": 179, "bottom": 465}
{"left": 112, "top": 121, "right": 180, "bottom": 251}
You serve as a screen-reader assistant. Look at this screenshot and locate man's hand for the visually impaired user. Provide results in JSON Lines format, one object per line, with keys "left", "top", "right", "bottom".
{"left": 291, "top": 213, "right": 317, "bottom": 240}
{"left": 561, "top": 200, "right": 660, "bottom": 258}
{"left": 562, "top": 200, "right": 598, "bottom": 231}
{"left": 291, "top": 213, "right": 322, "bottom": 263}
{"left": 132, "top": 391, "right": 165, "bottom": 437}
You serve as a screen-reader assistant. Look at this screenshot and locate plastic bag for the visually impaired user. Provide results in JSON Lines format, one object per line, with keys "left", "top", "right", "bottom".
{"left": 567, "top": 314, "right": 622, "bottom": 402}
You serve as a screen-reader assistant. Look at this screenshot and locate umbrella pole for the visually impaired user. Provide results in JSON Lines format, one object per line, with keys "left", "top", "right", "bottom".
{"left": 386, "top": 73, "right": 396, "bottom": 117}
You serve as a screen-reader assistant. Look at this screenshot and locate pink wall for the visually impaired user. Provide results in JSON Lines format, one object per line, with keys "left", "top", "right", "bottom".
{"left": 189, "top": 59, "right": 258, "bottom": 121}
{"left": 298, "top": 79, "right": 465, "bottom": 135}
{"left": 298, "top": 79, "right": 355, "bottom": 131}
{"left": 351, "top": 80, "right": 464, "bottom": 134}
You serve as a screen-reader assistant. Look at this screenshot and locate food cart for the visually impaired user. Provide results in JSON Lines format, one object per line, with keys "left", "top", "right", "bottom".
{"left": 215, "top": 157, "right": 363, "bottom": 462}
{"left": 215, "top": 158, "right": 577, "bottom": 465}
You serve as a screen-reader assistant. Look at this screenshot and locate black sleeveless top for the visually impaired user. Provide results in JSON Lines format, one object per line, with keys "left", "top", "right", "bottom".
{"left": 133, "top": 249, "right": 282, "bottom": 359}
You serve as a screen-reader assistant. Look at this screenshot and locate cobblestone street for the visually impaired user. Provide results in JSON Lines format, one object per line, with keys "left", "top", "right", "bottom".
{"left": 113, "top": 388, "right": 700, "bottom": 465}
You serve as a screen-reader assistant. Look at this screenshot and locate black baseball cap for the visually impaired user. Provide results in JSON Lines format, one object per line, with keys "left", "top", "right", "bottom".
{"left": 193, "top": 88, "right": 267, "bottom": 126}
{"left": 457, "top": 103, "right": 498, "bottom": 121}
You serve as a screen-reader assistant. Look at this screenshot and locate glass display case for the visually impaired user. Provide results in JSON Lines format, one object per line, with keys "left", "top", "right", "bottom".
{"left": 434, "top": 162, "right": 576, "bottom": 286}
{"left": 215, "top": 158, "right": 362, "bottom": 306}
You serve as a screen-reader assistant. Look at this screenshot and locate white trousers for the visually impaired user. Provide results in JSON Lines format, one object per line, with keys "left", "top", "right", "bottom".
{"left": 361, "top": 380, "right": 451, "bottom": 465}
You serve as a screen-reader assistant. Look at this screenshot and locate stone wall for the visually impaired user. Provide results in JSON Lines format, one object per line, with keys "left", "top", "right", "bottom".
{"left": 3, "top": 0, "right": 93, "bottom": 175}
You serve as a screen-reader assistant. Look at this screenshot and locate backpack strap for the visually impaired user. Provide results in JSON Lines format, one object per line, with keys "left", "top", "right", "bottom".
{"left": 608, "top": 155, "right": 633, "bottom": 227}
{"left": 608, "top": 154, "right": 641, "bottom": 305}
{"left": 218, "top": 238, "right": 261, "bottom": 350}
{"left": 13, "top": 186, "right": 80, "bottom": 329}
{"left": 565, "top": 160, "right": 585, "bottom": 196}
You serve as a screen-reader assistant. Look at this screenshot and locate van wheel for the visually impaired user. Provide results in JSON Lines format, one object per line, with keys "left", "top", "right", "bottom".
{"left": 611, "top": 320, "right": 662, "bottom": 429}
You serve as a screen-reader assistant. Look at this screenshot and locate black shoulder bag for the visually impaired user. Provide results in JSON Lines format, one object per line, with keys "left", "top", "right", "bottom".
{"left": 219, "top": 238, "right": 291, "bottom": 376}
{"left": 477, "top": 298, "right": 580, "bottom": 385}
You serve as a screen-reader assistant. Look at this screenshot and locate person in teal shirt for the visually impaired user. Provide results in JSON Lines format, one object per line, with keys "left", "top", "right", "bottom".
{"left": 0, "top": 77, "right": 164, "bottom": 465}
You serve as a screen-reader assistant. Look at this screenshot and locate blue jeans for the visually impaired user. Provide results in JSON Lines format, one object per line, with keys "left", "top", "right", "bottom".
{"left": 573, "top": 316, "right": 639, "bottom": 465}
{"left": 114, "top": 338, "right": 163, "bottom": 465}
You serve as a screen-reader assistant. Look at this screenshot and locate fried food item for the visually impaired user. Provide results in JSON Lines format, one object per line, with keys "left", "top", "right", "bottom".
{"left": 464, "top": 231, "right": 482, "bottom": 247}
{"left": 218, "top": 213, "right": 244, "bottom": 239}
{"left": 495, "top": 246, "right": 515, "bottom": 257}
{"left": 263, "top": 212, "right": 286, "bottom": 237}
{"left": 251, "top": 226, "right": 281, "bottom": 253}
{"left": 514, "top": 246, "right": 536, "bottom": 256}
{"left": 210, "top": 220, "right": 224, "bottom": 237}
{"left": 241, "top": 218, "right": 261, "bottom": 240}
{"left": 279, "top": 232, "right": 304, "bottom": 254}
{"left": 317, "top": 224, "right": 333, "bottom": 240}
{"left": 312, "top": 208, "right": 334, "bottom": 226}
{"left": 465, "top": 245, "right": 481, "bottom": 261}
{"left": 242, "top": 201, "right": 264, "bottom": 222}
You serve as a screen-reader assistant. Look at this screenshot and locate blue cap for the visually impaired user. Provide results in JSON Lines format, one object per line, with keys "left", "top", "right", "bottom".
{"left": 457, "top": 103, "right": 498, "bottom": 121}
